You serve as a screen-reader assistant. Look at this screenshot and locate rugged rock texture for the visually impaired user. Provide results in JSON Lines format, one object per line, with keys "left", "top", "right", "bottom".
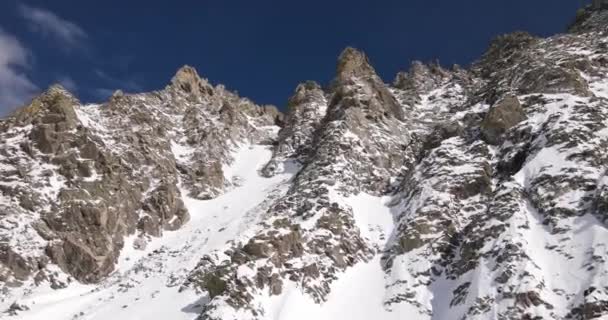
{"left": 261, "top": 80, "right": 327, "bottom": 176}
{"left": 2, "top": 6, "right": 608, "bottom": 320}
{"left": 190, "top": 47, "right": 414, "bottom": 319}
{"left": 188, "top": 8, "right": 608, "bottom": 320}
{"left": 480, "top": 94, "right": 527, "bottom": 144}
{"left": 0, "top": 67, "right": 281, "bottom": 286}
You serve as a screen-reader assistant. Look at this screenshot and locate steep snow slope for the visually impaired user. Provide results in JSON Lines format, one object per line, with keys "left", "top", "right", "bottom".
{"left": 202, "top": 192, "right": 400, "bottom": 320}
{"left": 5, "top": 145, "right": 295, "bottom": 320}
{"left": 6, "top": 148, "right": 405, "bottom": 320}
{"left": 263, "top": 257, "right": 400, "bottom": 320}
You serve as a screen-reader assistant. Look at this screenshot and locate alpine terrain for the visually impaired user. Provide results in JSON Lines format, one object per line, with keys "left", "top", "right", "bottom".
{"left": 2, "top": 6, "right": 608, "bottom": 320}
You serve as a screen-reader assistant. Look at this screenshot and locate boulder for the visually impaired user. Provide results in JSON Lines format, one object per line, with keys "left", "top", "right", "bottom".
{"left": 481, "top": 95, "right": 526, "bottom": 144}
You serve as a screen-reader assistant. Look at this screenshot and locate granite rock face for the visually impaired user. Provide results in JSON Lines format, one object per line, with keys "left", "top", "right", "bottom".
{"left": 2, "top": 7, "right": 608, "bottom": 320}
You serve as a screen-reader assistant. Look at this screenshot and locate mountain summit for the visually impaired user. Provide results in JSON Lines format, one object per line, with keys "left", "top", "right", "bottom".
{"left": 1, "top": 8, "right": 608, "bottom": 320}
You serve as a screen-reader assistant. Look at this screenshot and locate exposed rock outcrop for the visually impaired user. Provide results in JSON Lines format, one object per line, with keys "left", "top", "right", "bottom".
{"left": 0, "top": 66, "right": 282, "bottom": 285}
{"left": 480, "top": 94, "right": 526, "bottom": 144}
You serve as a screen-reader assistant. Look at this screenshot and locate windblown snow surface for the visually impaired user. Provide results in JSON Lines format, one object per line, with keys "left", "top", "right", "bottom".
{"left": 3, "top": 144, "right": 400, "bottom": 320}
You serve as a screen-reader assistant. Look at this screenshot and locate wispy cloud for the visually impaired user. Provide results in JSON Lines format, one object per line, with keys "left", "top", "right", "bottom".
{"left": 91, "top": 69, "right": 142, "bottom": 101}
{"left": 17, "top": 3, "right": 87, "bottom": 50}
{"left": 92, "top": 88, "right": 116, "bottom": 100}
{"left": 94, "top": 69, "right": 142, "bottom": 93}
{"left": 57, "top": 75, "right": 77, "bottom": 93}
{"left": 0, "top": 29, "right": 38, "bottom": 116}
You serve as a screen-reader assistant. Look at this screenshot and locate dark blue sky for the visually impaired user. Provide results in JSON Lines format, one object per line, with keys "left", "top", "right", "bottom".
{"left": 0, "top": 0, "right": 582, "bottom": 115}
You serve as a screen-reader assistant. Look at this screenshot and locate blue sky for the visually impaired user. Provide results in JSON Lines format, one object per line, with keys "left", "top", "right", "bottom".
{"left": 0, "top": 0, "right": 582, "bottom": 115}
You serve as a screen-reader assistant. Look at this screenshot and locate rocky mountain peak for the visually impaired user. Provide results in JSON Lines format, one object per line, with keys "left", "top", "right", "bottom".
{"left": 44, "top": 84, "right": 76, "bottom": 99}
{"left": 169, "top": 65, "right": 214, "bottom": 97}
{"left": 336, "top": 47, "right": 378, "bottom": 81}
{"left": 287, "top": 81, "right": 325, "bottom": 110}
{"left": 569, "top": 5, "right": 608, "bottom": 33}
{"left": 329, "top": 47, "right": 405, "bottom": 120}
{"left": 394, "top": 60, "right": 452, "bottom": 93}
{"left": 34, "top": 83, "right": 79, "bottom": 108}
{"left": 10, "top": 84, "right": 79, "bottom": 127}
{"left": 296, "top": 80, "right": 322, "bottom": 92}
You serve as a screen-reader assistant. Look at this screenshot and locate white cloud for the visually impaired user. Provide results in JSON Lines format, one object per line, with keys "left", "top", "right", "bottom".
{"left": 0, "top": 29, "right": 38, "bottom": 115}
{"left": 18, "top": 4, "right": 87, "bottom": 49}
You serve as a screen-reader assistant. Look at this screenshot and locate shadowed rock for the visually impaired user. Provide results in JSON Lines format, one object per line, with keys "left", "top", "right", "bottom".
{"left": 481, "top": 94, "right": 527, "bottom": 145}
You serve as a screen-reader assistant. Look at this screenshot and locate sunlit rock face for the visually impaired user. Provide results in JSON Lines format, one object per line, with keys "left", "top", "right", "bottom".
{"left": 0, "top": 67, "right": 281, "bottom": 285}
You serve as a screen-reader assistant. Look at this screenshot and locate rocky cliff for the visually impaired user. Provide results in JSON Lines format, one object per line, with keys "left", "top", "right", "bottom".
{"left": 1, "top": 7, "right": 608, "bottom": 320}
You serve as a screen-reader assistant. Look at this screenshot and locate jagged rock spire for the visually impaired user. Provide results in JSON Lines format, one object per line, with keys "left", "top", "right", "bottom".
{"left": 10, "top": 83, "right": 79, "bottom": 126}
{"left": 170, "top": 65, "right": 214, "bottom": 97}
{"left": 35, "top": 83, "right": 79, "bottom": 106}
{"left": 330, "top": 47, "right": 404, "bottom": 120}
{"left": 394, "top": 60, "right": 451, "bottom": 93}
{"left": 336, "top": 47, "right": 378, "bottom": 82}
{"left": 569, "top": 5, "right": 608, "bottom": 33}
{"left": 287, "top": 80, "right": 325, "bottom": 110}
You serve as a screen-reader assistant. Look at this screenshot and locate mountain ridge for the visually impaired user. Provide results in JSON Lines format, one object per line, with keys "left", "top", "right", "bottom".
{"left": 1, "top": 7, "right": 608, "bottom": 320}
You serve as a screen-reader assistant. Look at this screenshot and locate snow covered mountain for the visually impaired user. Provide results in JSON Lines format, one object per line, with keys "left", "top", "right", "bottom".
{"left": 1, "top": 6, "right": 608, "bottom": 320}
